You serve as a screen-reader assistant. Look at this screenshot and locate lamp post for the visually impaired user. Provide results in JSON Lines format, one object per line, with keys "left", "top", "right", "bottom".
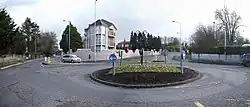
{"left": 93, "top": 0, "right": 97, "bottom": 61}
{"left": 224, "top": 0, "right": 227, "bottom": 60}
{"left": 63, "top": 20, "right": 71, "bottom": 54}
{"left": 172, "top": 20, "right": 183, "bottom": 73}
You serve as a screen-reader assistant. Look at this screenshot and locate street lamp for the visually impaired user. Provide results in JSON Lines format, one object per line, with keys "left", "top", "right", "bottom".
{"left": 63, "top": 20, "right": 71, "bottom": 54}
{"left": 93, "top": 0, "right": 97, "bottom": 61}
{"left": 172, "top": 20, "right": 183, "bottom": 73}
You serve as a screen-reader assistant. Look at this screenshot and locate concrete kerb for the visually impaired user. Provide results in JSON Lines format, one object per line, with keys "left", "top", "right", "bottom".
{"left": 90, "top": 67, "right": 203, "bottom": 89}
{"left": 41, "top": 62, "right": 104, "bottom": 68}
{"left": 0, "top": 58, "right": 42, "bottom": 70}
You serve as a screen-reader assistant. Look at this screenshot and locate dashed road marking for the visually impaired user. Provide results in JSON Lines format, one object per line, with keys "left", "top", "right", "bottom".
{"left": 194, "top": 101, "right": 205, "bottom": 107}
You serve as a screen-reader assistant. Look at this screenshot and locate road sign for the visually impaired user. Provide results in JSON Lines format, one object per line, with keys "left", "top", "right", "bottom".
{"left": 109, "top": 53, "right": 117, "bottom": 62}
{"left": 180, "top": 50, "right": 185, "bottom": 74}
{"left": 109, "top": 53, "right": 117, "bottom": 75}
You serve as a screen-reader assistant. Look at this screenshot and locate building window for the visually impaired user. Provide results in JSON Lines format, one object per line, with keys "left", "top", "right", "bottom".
{"left": 96, "top": 46, "right": 101, "bottom": 52}
{"left": 108, "top": 38, "right": 115, "bottom": 46}
{"left": 96, "top": 34, "right": 101, "bottom": 45}
{"left": 102, "top": 35, "right": 106, "bottom": 45}
{"left": 96, "top": 38, "right": 101, "bottom": 44}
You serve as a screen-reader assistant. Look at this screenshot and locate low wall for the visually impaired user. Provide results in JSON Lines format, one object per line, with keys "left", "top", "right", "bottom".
{"left": 74, "top": 49, "right": 160, "bottom": 61}
{"left": 191, "top": 53, "right": 242, "bottom": 63}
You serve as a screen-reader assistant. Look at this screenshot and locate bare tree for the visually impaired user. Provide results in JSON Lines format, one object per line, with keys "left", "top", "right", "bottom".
{"left": 39, "top": 31, "right": 58, "bottom": 56}
{"left": 190, "top": 24, "right": 217, "bottom": 49}
{"left": 215, "top": 7, "right": 242, "bottom": 45}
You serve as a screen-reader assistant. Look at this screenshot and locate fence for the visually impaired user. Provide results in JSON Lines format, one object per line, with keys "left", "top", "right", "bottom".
{"left": 191, "top": 53, "right": 242, "bottom": 63}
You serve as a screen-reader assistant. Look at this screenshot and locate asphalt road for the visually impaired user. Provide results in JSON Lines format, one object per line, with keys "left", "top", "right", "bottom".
{"left": 0, "top": 57, "right": 250, "bottom": 107}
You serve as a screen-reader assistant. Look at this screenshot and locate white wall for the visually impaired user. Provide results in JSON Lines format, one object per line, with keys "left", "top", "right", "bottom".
{"left": 74, "top": 49, "right": 160, "bottom": 61}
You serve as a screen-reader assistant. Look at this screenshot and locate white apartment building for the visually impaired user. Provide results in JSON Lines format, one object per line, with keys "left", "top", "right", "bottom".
{"left": 84, "top": 19, "right": 117, "bottom": 52}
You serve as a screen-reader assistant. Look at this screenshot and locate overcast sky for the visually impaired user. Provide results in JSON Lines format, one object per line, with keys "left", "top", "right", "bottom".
{"left": 1, "top": 0, "right": 250, "bottom": 43}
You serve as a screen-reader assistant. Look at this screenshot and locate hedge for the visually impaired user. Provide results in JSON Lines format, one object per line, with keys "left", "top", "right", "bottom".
{"left": 167, "top": 45, "right": 186, "bottom": 52}
{"left": 191, "top": 46, "right": 250, "bottom": 55}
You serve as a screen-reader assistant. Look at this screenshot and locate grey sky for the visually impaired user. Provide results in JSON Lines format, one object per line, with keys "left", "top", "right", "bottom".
{"left": 2, "top": 0, "right": 250, "bottom": 43}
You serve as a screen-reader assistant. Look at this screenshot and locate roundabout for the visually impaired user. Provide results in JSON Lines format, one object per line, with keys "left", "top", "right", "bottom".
{"left": 90, "top": 64, "right": 202, "bottom": 88}
{"left": 0, "top": 57, "right": 250, "bottom": 107}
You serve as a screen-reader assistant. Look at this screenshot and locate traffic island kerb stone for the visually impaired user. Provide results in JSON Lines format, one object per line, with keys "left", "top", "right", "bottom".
{"left": 90, "top": 67, "right": 203, "bottom": 89}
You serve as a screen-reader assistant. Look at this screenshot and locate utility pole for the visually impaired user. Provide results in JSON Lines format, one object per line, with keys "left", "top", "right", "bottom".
{"left": 35, "top": 34, "right": 37, "bottom": 58}
{"left": 69, "top": 22, "right": 71, "bottom": 54}
{"left": 63, "top": 20, "right": 71, "bottom": 54}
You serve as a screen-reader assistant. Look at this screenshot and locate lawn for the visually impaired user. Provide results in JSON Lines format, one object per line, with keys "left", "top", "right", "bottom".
{"left": 114, "top": 64, "right": 181, "bottom": 73}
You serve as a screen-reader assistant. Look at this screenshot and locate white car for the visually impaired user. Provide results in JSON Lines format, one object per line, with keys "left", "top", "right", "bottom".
{"left": 61, "top": 54, "right": 82, "bottom": 63}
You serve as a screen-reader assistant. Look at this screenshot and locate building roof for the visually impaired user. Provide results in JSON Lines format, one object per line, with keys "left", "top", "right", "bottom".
{"left": 118, "top": 41, "right": 130, "bottom": 44}
{"left": 86, "top": 19, "right": 117, "bottom": 30}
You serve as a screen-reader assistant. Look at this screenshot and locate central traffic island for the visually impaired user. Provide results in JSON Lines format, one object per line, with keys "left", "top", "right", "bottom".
{"left": 90, "top": 64, "right": 202, "bottom": 88}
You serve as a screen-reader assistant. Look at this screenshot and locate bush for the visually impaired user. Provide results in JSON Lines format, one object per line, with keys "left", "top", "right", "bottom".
{"left": 115, "top": 64, "right": 180, "bottom": 73}
{"left": 167, "top": 45, "right": 181, "bottom": 52}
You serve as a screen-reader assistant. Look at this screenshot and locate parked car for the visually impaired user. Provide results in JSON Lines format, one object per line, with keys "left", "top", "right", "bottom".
{"left": 241, "top": 53, "right": 250, "bottom": 67}
{"left": 61, "top": 54, "right": 82, "bottom": 63}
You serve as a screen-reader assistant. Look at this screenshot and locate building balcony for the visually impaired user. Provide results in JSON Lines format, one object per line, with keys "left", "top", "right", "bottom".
{"left": 108, "top": 31, "right": 115, "bottom": 37}
{"left": 108, "top": 42, "right": 115, "bottom": 47}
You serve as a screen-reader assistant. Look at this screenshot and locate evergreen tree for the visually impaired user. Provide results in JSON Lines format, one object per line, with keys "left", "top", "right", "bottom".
{"left": 12, "top": 27, "right": 26, "bottom": 54}
{"left": 155, "top": 36, "right": 162, "bottom": 52}
{"left": 21, "top": 17, "right": 40, "bottom": 55}
{"left": 0, "top": 8, "right": 16, "bottom": 55}
{"left": 60, "top": 23, "right": 83, "bottom": 53}
{"left": 130, "top": 31, "right": 137, "bottom": 52}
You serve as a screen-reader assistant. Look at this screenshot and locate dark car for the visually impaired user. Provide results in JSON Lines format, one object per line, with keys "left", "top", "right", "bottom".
{"left": 241, "top": 54, "right": 250, "bottom": 67}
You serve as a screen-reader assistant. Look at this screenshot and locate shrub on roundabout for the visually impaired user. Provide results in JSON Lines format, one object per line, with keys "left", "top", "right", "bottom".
{"left": 115, "top": 64, "right": 181, "bottom": 73}
{"left": 91, "top": 64, "right": 202, "bottom": 88}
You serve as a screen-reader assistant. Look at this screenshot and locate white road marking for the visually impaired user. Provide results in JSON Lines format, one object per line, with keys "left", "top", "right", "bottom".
{"left": 40, "top": 62, "right": 44, "bottom": 67}
{"left": 0, "top": 62, "right": 22, "bottom": 70}
{"left": 194, "top": 101, "right": 205, "bottom": 107}
{"left": 172, "top": 85, "right": 189, "bottom": 88}
{"left": 1, "top": 59, "right": 40, "bottom": 70}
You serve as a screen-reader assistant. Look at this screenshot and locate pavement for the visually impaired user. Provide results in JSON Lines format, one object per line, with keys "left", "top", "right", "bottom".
{"left": 0, "top": 55, "right": 250, "bottom": 107}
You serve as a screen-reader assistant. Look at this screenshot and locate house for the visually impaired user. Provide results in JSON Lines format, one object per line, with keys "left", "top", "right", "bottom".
{"left": 84, "top": 19, "right": 117, "bottom": 52}
{"left": 117, "top": 41, "right": 130, "bottom": 49}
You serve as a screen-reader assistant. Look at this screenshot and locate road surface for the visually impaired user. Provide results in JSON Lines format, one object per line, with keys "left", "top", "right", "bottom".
{"left": 0, "top": 57, "right": 250, "bottom": 107}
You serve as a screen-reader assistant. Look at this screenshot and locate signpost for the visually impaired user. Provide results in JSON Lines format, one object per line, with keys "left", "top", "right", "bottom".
{"left": 180, "top": 50, "right": 186, "bottom": 74}
{"left": 119, "top": 50, "right": 123, "bottom": 66}
{"left": 139, "top": 49, "right": 144, "bottom": 65}
{"left": 109, "top": 53, "right": 117, "bottom": 75}
{"left": 163, "top": 49, "right": 168, "bottom": 64}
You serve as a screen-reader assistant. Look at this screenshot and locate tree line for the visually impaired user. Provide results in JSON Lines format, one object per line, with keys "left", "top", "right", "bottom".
{"left": 0, "top": 8, "right": 84, "bottom": 57}
{"left": 189, "top": 7, "right": 250, "bottom": 53}
{"left": 129, "top": 31, "right": 162, "bottom": 52}
{"left": 0, "top": 8, "right": 58, "bottom": 57}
